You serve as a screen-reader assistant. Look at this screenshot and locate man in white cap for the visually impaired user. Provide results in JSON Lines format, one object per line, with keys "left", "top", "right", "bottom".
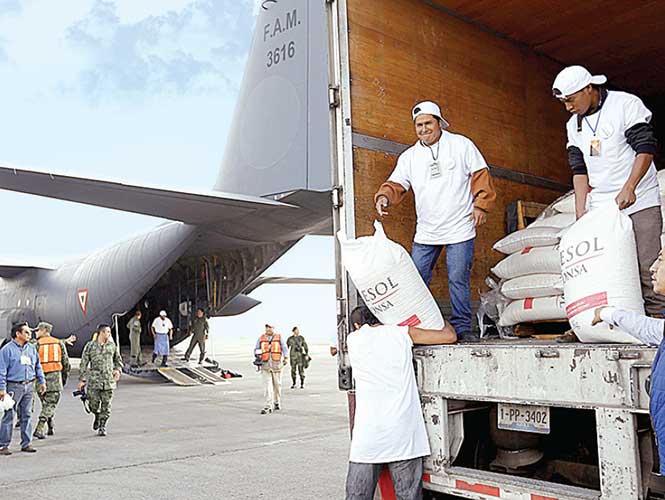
{"left": 151, "top": 310, "right": 173, "bottom": 367}
{"left": 374, "top": 101, "right": 496, "bottom": 342}
{"left": 552, "top": 65, "right": 665, "bottom": 316}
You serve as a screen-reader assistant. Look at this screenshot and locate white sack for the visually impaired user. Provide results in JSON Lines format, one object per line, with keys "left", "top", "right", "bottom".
{"left": 560, "top": 204, "right": 644, "bottom": 343}
{"left": 552, "top": 193, "right": 575, "bottom": 214}
{"left": 337, "top": 221, "right": 444, "bottom": 329}
{"left": 498, "top": 296, "right": 567, "bottom": 326}
{"left": 491, "top": 246, "right": 561, "bottom": 279}
{"left": 501, "top": 274, "right": 564, "bottom": 300}
{"left": 529, "top": 212, "right": 576, "bottom": 229}
{"left": 493, "top": 227, "right": 561, "bottom": 255}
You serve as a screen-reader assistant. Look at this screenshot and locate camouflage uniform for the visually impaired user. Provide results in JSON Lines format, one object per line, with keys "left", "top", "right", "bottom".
{"left": 287, "top": 334, "right": 309, "bottom": 388}
{"left": 32, "top": 338, "right": 70, "bottom": 437}
{"left": 184, "top": 316, "right": 209, "bottom": 362}
{"left": 126, "top": 316, "right": 143, "bottom": 366}
{"left": 79, "top": 339, "right": 123, "bottom": 432}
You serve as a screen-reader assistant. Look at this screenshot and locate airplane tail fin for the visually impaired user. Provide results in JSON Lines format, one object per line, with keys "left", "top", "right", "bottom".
{"left": 214, "top": 0, "right": 331, "bottom": 197}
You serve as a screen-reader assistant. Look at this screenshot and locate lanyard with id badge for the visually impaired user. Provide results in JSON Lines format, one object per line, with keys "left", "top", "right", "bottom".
{"left": 425, "top": 141, "right": 451, "bottom": 180}
{"left": 583, "top": 102, "right": 604, "bottom": 157}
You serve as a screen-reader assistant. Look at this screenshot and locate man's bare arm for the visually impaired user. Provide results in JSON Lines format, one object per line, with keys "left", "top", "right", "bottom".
{"left": 408, "top": 323, "right": 457, "bottom": 345}
{"left": 573, "top": 174, "right": 589, "bottom": 220}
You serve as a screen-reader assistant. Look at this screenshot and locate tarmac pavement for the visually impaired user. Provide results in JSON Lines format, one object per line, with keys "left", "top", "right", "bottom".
{"left": 0, "top": 344, "right": 349, "bottom": 500}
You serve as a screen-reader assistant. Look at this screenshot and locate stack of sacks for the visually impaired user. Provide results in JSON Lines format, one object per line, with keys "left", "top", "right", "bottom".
{"left": 492, "top": 196, "right": 576, "bottom": 327}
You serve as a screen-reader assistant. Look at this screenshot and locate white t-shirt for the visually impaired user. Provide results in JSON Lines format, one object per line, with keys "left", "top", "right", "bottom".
{"left": 388, "top": 130, "right": 489, "bottom": 245}
{"left": 347, "top": 324, "right": 430, "bottom": 463}
{"left": 566, "top": 90, "right": 660, "bottom": 215}
{"left": 152, "top": 317, "right": 173, "bottom": 334}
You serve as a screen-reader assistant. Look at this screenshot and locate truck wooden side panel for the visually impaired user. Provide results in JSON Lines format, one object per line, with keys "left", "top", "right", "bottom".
{"left": 346, "top": 0, "right": 571, "bottom": 300}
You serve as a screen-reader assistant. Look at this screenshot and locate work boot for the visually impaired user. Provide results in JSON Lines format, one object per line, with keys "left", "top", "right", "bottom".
{"left": 98, "top": 427, "right": 107, "bottom": 437}
{"left": 21, "top": 446, "right": 37, "bottom": 453}
{"left": 274, "top": 403, "right": 280, "bottom": 411}
{"left": 47, "top": 418, "right": 54, "bottom": 436}
{"left": 0, "top": 447, "right": 12, "bottom": 456}
{"left": 457, "top": 332, "right": 480, "bottom": 343}
{"left": 93, "top": 413, "right": 100, "bottom": 431}
{"left": 33, "top": 421, "right": 46, "bottom": 440}
{"left": 260, "top": 407, "right": 272, "bottom": 415}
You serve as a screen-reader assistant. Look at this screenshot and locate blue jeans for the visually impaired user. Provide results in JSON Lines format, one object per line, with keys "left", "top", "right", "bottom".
{"left": 411, "top": 238, "right": 474, "bottom": 335}
{"left": 0, "top": 381, "right": 34, "bottom": 449}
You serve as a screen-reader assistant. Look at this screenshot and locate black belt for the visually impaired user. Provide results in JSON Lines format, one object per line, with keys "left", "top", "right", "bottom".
{"left": 7, "top": 379, "right": 35, "bottom": 385}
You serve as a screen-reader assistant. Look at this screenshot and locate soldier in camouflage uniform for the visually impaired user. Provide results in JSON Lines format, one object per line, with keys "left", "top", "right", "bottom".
{"left": 78, "top": 324, "right": 123, "bottom": 436}
{"left": 183, "top": 308, "right": 209, "bottom": 363}
{"left": 287, "top": 326, "right": 309, "bottom": 389}
{"left": 126, "top": 310, "right": 143, "bottom": 368}
{"left": 31, "top": 322, "right": 70, "bottom": 439}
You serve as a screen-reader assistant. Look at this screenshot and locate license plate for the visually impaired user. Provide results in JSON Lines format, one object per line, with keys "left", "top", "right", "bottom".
{"left": 497, "top": 403, "right": 550, "bottom": 434}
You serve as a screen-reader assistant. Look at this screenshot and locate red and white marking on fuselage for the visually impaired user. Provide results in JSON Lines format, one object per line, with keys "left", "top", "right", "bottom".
{"left": 77, "top": 288, "right": 89, "bottom": 316}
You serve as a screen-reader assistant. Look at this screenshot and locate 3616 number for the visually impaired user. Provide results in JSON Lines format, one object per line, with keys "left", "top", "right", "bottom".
{"left": 267, "top": 41, "right": 295, "bottom": 68}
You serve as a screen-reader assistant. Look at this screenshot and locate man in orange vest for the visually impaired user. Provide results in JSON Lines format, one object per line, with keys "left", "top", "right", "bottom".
{"left": 31, "top": 322, "right": 70, "bottom": 439}
{"left": 254, "top": 324, "right": 288, "bottom": 414}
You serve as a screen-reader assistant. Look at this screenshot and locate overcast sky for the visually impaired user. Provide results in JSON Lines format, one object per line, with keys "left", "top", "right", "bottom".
{"left": 0, "top": 0, "right": 336, "bottom": 345}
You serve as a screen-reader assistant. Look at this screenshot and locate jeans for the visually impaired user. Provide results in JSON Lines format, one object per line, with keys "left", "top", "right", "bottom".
{"left": 412, "top": 238, "right": 474, "bottom": 335}
{"left": 345, "top": 458, "right": 423, "bottom": 500}
{"left": 0, "top": 381, "right": 34, "bottom": 449}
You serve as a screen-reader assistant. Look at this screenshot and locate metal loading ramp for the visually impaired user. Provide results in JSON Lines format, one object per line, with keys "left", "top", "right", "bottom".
{"left": 156, "top": 367, "right": 202, "bottom": 386}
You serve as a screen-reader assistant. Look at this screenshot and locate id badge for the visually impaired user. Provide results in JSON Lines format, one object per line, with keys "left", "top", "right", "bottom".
{"left": 429, "top": 161, "right": 442, "bottom": 179}
{"left": 20, "top": 355, "right": 31, "bottom": 366}
{"left": 590, "top": 139, "right": 601, "bottom": 157}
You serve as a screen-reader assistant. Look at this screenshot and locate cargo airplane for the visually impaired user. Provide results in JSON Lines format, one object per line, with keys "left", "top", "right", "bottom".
{"left": 0, "top": 0, "right": 332, "bottom": 356}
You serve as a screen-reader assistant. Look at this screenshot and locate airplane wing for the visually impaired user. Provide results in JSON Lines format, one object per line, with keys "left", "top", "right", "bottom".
{"left": 0, "top": 165, "right": 294, "bottom": 226}
{"left": 0, "top": 261, "right": 54, "bottom": 278}
{"left": 214, "top": 277, "right": 335, "bottom": 317}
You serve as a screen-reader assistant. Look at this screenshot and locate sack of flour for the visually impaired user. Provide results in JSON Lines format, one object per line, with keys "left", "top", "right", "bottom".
{"left": 529, "top": 212, "right": 576, "bottom": 229}
{"left": 560, "top": 204, "right": 644, "bottom": 343}
{"left": 493, "top": 227, "right": 561, "bottom": 255}
{"left": 491, "top": 246, "right": 561, "bottom": 279}
{"left": 337, "top": 221, "right": 444, "bottom": 329}
{"left": 498, "top": 296, "right": 567, "bottom": 326}
{"left": 501, "top": 274, "right": 563, "bottom": 300}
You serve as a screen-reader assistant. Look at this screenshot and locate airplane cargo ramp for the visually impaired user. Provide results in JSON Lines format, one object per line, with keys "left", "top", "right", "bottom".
{"left": 156, "top": 366, "right": 230, "bottom": 386}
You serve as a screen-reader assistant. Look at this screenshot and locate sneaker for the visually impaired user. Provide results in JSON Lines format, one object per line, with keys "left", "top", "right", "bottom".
{"left": 260, "top": 408, "right": 272, "bottom": 415}
{"left": 21, "top": 446, "right": 37, "bottom": 453}
{"left": 33, "top": 429, "right": 45, "bottom": 440}
{"left": 290, "top": 384, "right": 296, "bottom": 389}
{"left": 98, "top": 427, "right": 107, "bottom": 437}
{"left": 0, "top": 447, "right": 11, "bottom": 456}
{"left": 14, "top": 421, "right": 20, "bottom": 429}
{"left": 300, "top": 385, "right": 305, "bottom": 390}
{"left": 274, "top": 403, "right": 280, "bottom": 411}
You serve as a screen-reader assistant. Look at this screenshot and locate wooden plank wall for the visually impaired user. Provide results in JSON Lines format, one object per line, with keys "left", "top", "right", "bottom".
{"left": 347, "top": 0, "right": 571, "bottom": 300}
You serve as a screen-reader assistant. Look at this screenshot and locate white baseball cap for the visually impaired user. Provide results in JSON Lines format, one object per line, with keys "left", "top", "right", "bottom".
{"left": 159, "top": 310, "right": 167, "bottom": 316}
{"left": 552, "top": 65, "right": 607, "bottom": 98}
{"left": 412, "top": 101, "right": 449, "bottom": 128}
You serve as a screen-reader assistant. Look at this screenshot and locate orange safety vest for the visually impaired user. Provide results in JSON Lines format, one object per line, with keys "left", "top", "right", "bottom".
{"left": 260, "top": 334, "right": 282, "bottom": 362}
{"left": 38, "top": 336, "right": 63, "bottom": 373}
